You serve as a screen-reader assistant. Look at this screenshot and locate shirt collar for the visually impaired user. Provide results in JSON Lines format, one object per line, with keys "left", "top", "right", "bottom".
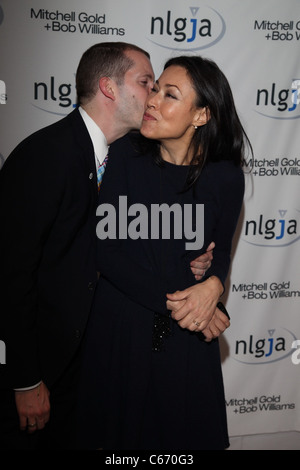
{"left": 79, "top": 106, "right": 109, "bottom": 165}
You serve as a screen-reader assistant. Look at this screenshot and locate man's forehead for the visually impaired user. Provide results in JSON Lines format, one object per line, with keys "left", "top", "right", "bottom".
{"left": 126, "top": 50, "right": 154, "bottom": 77}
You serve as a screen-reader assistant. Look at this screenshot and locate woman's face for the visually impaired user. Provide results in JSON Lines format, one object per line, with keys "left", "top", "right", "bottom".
{"left": 140, "top": 65, "right": 202, "bottom": 144}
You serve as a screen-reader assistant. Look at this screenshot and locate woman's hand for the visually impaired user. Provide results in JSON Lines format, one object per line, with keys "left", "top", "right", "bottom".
{"left": 166, "top": 276, "right": 223, "bottom": 332}
{"left": 201, "top": 306, "right": 230, "bottom": 342}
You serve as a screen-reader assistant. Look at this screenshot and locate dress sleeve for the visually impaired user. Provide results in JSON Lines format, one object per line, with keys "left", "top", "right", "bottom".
{"left": 204, "top": 164, "right": 245, "bottom": 286}
{"left": 96, "top": 143, "right": 169, "bottom": 315}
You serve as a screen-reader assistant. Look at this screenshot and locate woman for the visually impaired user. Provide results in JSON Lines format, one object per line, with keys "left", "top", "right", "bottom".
{"left": 78, "top": 56, "right": 250, "bottom": 450}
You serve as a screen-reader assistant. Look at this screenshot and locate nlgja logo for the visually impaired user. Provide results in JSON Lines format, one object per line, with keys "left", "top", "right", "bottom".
{"left": 149, "top": 6, "right": 225, "bottom": 51}
{"left": 255, "top": 79, "right": 300, "bottom": 119}
{"left": 0, "top": 80, "right": 6, "bottom": 104}
{"left": 243, "top": 209, "right": 299, "bottom": 247}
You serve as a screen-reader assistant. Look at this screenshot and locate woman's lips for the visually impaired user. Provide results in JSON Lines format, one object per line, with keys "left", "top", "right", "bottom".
{"left": 143, "top": 112, "right": 156, "bottom": 121}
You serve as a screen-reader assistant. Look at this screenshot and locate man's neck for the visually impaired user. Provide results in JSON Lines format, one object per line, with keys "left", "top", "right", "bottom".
{"left": 81, "top": 102, "right": 127, "bottom": 145}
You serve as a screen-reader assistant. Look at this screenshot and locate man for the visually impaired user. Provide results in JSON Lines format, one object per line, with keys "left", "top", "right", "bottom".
{"left": 0, "top": 42, "right": 222, "bottom": 450}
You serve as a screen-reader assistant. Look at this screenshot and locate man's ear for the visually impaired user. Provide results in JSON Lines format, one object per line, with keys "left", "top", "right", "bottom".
{"left": 193, "top": 106, "right": 211, "bottom": 128}
{"left": 99, "top": 77, "right": 116, "bottom": 101}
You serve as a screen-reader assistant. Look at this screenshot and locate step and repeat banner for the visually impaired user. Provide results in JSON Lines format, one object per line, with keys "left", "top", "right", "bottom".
{"left": 0, "top": 0, "right": 299, "bottom": 439}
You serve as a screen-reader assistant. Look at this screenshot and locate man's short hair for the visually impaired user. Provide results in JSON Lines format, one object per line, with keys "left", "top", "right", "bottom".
{"left": 76, "top": 42, "right": 150, "bottom": 105}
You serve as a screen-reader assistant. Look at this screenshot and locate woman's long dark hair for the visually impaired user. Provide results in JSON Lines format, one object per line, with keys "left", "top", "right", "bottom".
{"left": 137, "top": 55, "right": 252, "bottom": 190}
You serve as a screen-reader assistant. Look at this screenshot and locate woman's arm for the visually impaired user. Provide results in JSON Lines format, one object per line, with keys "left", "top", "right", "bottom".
{"left": 167, "top": 164, "right": 245, "bottom": 332}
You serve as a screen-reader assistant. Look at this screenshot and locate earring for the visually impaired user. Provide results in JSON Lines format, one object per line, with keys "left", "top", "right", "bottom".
{"left": 194, "top": 126, "right": 198, "bottom": 129}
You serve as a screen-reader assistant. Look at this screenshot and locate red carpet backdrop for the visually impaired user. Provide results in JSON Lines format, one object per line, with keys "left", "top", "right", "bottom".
{"left": 0, "top": 0, "right": 299, "bottom": 440}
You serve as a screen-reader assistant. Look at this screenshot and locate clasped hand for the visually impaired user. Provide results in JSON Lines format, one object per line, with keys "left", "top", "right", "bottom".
{"left": 166, "top": 243, "right": 230, "bottom": 341}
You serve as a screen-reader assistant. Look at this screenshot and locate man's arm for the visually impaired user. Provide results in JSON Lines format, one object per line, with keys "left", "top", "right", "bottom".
{"left": 0, "top": 136, "right": 66, "bottom": 429}
{"left": 0, "top": 145, "right": 63, "bottom": 388}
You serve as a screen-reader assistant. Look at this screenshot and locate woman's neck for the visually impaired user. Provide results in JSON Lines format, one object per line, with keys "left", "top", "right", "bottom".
{"left": 160, "top": 141, "right": 192, "bottom": 166}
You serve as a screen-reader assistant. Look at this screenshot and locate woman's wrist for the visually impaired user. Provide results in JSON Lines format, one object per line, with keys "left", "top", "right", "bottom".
{"left": 205, "top": 275, "right": 224, "bottom": 297}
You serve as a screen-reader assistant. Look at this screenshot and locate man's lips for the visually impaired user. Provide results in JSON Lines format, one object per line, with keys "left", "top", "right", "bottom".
{"left": 143, "top": 112, "right": 156, "bottom": 121}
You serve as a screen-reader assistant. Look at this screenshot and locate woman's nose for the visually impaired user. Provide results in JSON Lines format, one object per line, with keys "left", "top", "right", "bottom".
{"left": 147, "top": 92, "right": 159, "bottom": 109}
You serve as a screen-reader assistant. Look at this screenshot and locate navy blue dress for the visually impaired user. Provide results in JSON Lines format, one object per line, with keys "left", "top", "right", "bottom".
{"left": 78, "top": 135, "right": 244, "bottom": 450}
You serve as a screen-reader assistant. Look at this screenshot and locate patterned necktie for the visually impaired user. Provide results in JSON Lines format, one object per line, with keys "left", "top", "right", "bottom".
{"left": 97, "top": 155, "right": 108, "bottom": 191}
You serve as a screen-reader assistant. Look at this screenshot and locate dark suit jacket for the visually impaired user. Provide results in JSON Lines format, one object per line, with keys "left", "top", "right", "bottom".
{"left": 0, "top": 108, "right": 98, "bottom": 389}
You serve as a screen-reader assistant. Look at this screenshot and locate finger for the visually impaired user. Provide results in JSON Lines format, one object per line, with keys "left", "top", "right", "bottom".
{"left": 19, "top": 415, "right": 28, "bottom": 431}
{"left": 190, "top": 257, "right": 208, "bottom": 268}
{"left": 190, "top": 246, "right": 214, "bottom": 267}
{"left": 178, "top": 315, "right": 207, "bottom": 331}
{"left": 166, "top": 288, "right": 190, "bottom": 302}
{"left": 201, "top": 329, "right": 213, "bottom": 342}
{"left": 204, "top": 316, "right": 230, "bottom": 339}
{"left": 36, "top": 417, "right": 46, "bottom": 430}
{"left": 206, "top": 241, "right": 215, "bottom": 252}
{"left": 27, "top": 421, "right": 37, "bottom": 433}
{"left": 215, "top": 310, "right": 230, "bottom": 328}
{"left": 190, "top": 267, "right": 206, "bottom": 277}
{"left": 167, "top": 299, "right": 185, "bottom": 314}
{"left": 191, "top": 319, "right": 206, "bottom": 333}
{"left": 214, "top": 318, "right": 230, "bottom": 333}
{"left": 203, "top": 325, "right": 221, "bottom": 340}
{"left": 171, "top": 300, "right": 194, "bottom": 321}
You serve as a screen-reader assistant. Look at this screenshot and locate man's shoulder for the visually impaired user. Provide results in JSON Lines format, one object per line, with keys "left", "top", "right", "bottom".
{"left": 13, "top": 109, "right": 85, "bottom": 154}
{"left": 1, "top": 109, "right": 84, "bottom": 175}
{"left": 25, "top": 108, "right": 80, "bottom": 142}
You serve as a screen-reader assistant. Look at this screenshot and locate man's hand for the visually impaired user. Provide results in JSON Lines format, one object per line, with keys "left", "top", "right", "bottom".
{"left": 190, "top": 242, "right": 215, "bottom": 280}
{"left": 15, "top": 381, "right": 50, "bottom": 433}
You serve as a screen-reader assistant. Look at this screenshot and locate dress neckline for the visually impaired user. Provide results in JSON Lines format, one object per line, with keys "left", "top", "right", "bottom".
{"left": 162, "top": 159, "right": 191, "bottom": 169}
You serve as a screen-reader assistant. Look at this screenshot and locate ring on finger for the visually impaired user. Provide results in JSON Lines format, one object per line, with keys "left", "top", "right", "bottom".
{"left": 193, "top": 320, "right": 201, "bottom": 327}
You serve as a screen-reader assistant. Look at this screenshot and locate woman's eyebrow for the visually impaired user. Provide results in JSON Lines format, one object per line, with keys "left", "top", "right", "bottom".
{"left": 156, "top": 79, "right": 180, "bottom": 91}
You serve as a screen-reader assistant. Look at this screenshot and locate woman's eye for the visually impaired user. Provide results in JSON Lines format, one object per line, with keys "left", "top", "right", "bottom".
{"left": 166, "top": 93, "right": 176, "bottom": 99}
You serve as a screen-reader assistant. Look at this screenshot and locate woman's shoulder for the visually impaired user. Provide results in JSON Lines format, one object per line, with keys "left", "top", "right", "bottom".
{"left": 200, "top": 160, "right": 244, "bottom": 200}
{"left": 205, "top": 159, "right": 244, "bottom": 183}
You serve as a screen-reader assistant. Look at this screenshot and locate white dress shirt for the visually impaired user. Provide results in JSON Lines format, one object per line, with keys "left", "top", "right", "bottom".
{"left": 78, "top": 106, "right": 109, "bottom": 169}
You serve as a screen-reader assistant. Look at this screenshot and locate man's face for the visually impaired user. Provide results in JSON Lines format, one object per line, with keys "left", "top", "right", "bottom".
{"left": 117, "top": 50, "right": 154, "bottom": 132}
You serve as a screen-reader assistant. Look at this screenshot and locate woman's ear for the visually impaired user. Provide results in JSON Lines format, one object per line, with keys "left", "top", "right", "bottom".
{"left": 99, "top": 77, "right": 116, "bottom": 101}
{"left": 194, "top": 106, "right": 211, "bottom": 128}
